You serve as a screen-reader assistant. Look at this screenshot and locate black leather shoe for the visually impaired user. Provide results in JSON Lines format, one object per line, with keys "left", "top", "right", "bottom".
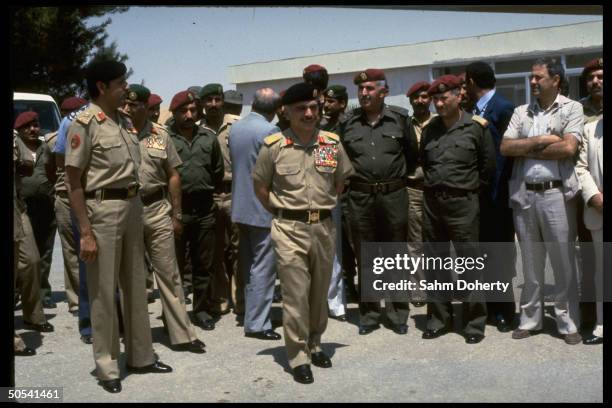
{"left": 293, "top": 364, "right": 314, "bottom": 384}
{"left": 100, "top": 379, "right": 122, "bottom": 393}
{"left": 42, "top": 297, "right": 57, "bottom": 309}
{"left": 358, "top": 324, "right": 379, "bottom": 335}
{"left": 15, "top": 347, "right": 36, "bottom": 357}
{"left": 329, "top": 314, "right": 347, "bottom": 322}
{"left": 465, "top": 334, "right": 485, "bottom": 344}
{"left": 80, "top": 334, "right": 93, "bottom": 344}
{"left": 496, "top": 316, "right": 511, "bottom": 333}
{"left": 422, "top": 327, "right": 448, "bottom": 339}
{"left": 173, "top": 339, "right": 206, "bottom": 353}
{"left": 245, "top": 329, "right": 281, "bottom": 340}
{"left": 311, "top": 352, "right": 332, "bottom": 368}
{"left": 127, "top": 360, "right": 173, "bottom": 374}
{"left": 197, "top": 319, "right": 215, "bottom": 331}
{"left": 391, "top": 324, "right": 408, "bottom": 335}
{"left": 24, "top": 321, "right": 54, "bottom": 333}
{"left": 583, "top": 335, "right": 603, "bottom": 345}
{"left": 147, "top": 292, "right": 156, "bottom": 304}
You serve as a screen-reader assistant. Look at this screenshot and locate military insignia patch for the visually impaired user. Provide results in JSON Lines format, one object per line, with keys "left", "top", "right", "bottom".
{"left": 327, "top": 90, "right": 334, "bottom": 97}
{"left": 313, "top": 89, "right": 318, "bottom": 98}
{"left": 128, "top": 91, "right": 138, "bottom": 101}
{"left": 599, "top": 57, "right": 603, "bottom": 67}
{"left": 146, "top": 134, "right": 166, "bottom": 150}
{"left": 70, "top": 134, "right": 81, "bottom": 149}
{"left": 360, "top": 72, "right": 367, "bottom": 81}
{"left": 438, "top": 84, "right": 447, "bottom": 93}
{"left": 188, "top": 93, "right": 194, "bottom": 101}
{"left": 96, "top": 111, "right": 106, "bottom": 122}
{"left": 314, "top": 145, "right": 338, "bottom": 168}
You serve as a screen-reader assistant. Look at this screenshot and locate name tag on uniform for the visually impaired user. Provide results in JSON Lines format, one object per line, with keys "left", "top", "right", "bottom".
{"left": 314, "top": 145, "right": 338, "bottom": 168}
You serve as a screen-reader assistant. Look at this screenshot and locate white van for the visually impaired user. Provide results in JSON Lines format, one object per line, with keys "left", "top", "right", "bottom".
{"left": 13, "top": 92, "right": 62, "bottom": 136}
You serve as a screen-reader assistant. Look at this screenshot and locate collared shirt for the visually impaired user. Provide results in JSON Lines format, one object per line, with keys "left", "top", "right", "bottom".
{"left": 474, "top": 88, "right": 496, "bottom": 115}
{"left": 168, "top": 123, "right": 224, "bottom": 194}
{"left": 137, "top": 120, "right": 182, "bottom": 196}
{"left": 253, "top": 128, "right": 354, "bottom": 211}
{"left": 52, "top": 105, "right": 89, "bottom": 192}
{"left": 407, "top": 112, "right": 437, "bottom": 181}
{"left": 339, "top": 105, "right": 411, "bottom": 183}
{"left": 522, "top": 98, "right": 562, "bottom": 183}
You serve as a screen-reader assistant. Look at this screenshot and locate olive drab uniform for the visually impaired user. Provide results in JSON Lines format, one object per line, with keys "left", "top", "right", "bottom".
{"left": 44, "top": 131, "right": 80, "bottom": 312}
{"left": 338, "top": 105, "right": 413, "bottom": 327}
{"left": 253, "top": 129, "right": 354, "bottom": 369}
{"left": 211, "top": 113, "right": 244, "bottom": 315}
{"left": 138, "top": 120, "right": 198, "bottom": 345}
{"left": 65, "top": 103, "right": 155, "bottom": 381}
{"left": 420, "top": 113, "right": 496, "bottom": 336}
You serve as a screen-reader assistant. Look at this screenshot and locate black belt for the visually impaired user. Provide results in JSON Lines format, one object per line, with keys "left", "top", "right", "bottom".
{"left": 350, "top": 179, "right": 406, "bottom": 194}
{"left": 220, "top": 180, "right": 232, "bottom": 194}
{"left": 525, "top": 180, "right": 562, "bottom": 191}
{"left": 274, "top": 209, "right": 331, "bottom": 224}
{"left": 426, "top": 186, "right": 477, "bottom": 198}
{"left": 56, "top": 191, "right": 69, "bottom": 199}
{"left": 405, "top": 178, "right": 424, "bottom": 191}
{"left": 84, "top": 185, "right": 139, "bottom": 200}
{"left": 141, "top": 188, "right": 166, "bottom": 206}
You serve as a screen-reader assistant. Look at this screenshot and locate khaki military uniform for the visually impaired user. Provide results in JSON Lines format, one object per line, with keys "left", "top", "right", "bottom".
{"left": 138, "top": 120, "right": 197, "bottom": 345}
{"left": 65, "top": 103, "right": 155, "bottom": 381}
{"left": 14, "top": 135, "right": 46, "bottom": 327}
{"left": 44, "top": 132, "right": 80, "bottom": 312}
{"left": 211, "top": 113, "right": 243, "bottom": 315}
{"left": 253, "top": 129, "right": 354, "bottom": 368}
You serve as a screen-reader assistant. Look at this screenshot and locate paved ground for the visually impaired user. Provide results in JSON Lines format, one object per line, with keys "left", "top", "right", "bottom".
{"left": 14, "top": 235, "right": 603, "bottom": 402}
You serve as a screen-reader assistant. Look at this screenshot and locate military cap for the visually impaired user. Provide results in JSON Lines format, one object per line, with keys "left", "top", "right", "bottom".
{"left": 169, "top": 90, "right": 196, "bottom": 112}
{"left": 406, "top": 81, "right": 430, "bottom": 98}
{"left": 84, "top": 60, "right": 127, "bottom": 83}
{"left": 14, "top": 111, "right": 39, "bottom": 129}
{"left": 282, "top": 83, "right": 319, "bottom": 106}
{"left": 427, "top": 75, "right": 462, "bottom": 95}
{"left": 303, "top": 64, "right": 326, "bottom": 75}
{"left": 353, "top": 68, "right": 386, "bottom": 85}
{"left": 60, "top": 96, "right": 88, "bottom": 111}
{"left": 187, "top": 86, "right": 202, "bottom": 100}
{"left": 582, "top": 57, "right": 603, "bottom": 77}
{"left": 324, "top": 85, "right": 348, "bottom": 100}
{"left": 223, "top": 90, "right": 243, "bottom": 105}
{"left": 126, "top": 84, "right": 151, "bottom": 103}
{"left": 200, "top": 83, "right": 224, "bottom": 99}
{"left": 148, "top": 94, "right": 163, "bottom": 106}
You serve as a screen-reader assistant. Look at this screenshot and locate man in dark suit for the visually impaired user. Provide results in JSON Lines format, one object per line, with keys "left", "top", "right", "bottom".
{"left": 465, "top": 61, "right": 516, "bottom": 332}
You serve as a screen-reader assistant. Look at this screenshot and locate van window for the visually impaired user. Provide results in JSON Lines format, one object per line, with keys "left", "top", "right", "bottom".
{"left": 13, "top": 100, "right": 61, "bottom": 135}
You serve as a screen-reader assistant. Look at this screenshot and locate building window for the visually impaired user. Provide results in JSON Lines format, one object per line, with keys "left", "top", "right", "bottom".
{"left": 495, "top": 77, "right": 527, "bottom": 108}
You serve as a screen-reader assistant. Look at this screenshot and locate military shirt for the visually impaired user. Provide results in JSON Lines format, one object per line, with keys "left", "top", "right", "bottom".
{"left": 580, "top": 96, "right": 603, "bottom": 124}
{"left": 407, "top": 113, "right": 437, "bottom": 181}
{"left": 253, "top": 129, "right": 354, "bottom": 211}
{"left": 320, "top": 112, "right": 347, "bottom": 135}
{"left": 65, "top": 102, "right": 141, "bottom": 192}
{"left": 217, "top": 113, "right": 241, "bottom": 181}
{"left": 42, "top": 131, "right": 67, "bottom": 193}
{"left": 420, "top": 113, "right": 496, "bottom": 191}
{"left": 19, "top": 138, "right": 55, "bottom": 199}
{"left": 338, "top": 105, "right": 412, "bottom": 183}
{"left": 168, "top": 123, "right": 224, "bottom": 194}
{"left": 13, "top": 134, "right": 30, "bottom": 238}
{"left": 137, "top": 120, "right": 183, "bottom": 196}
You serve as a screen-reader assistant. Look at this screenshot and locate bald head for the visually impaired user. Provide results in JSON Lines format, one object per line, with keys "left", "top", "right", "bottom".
{"left": 252, "top": 88, "right": 280, "bottom": 116}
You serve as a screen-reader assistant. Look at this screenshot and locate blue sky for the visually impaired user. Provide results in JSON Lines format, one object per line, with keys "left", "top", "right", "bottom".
{"left": 89, "top": 6, "right": 601, "bottom": 105}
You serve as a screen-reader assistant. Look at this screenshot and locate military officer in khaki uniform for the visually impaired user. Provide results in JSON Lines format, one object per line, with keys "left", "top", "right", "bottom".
{"left": 124, "top": 84, "right": 206, "bottom": 354}
{"left": 65, "top": 61, "right": 172, "bottom": 394}
{"left": 13, "top": 113, "right": 54, "bottom": 334}
{"left": 198, "top": 83, "right": 225, "bottom": 133}
{"left": 253, "top": 83, "right": 354, "bottom": 384}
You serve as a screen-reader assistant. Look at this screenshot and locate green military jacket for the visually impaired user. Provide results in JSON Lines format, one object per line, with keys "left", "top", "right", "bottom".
{"left": 19, "top": 138, "right": 55, "bottom": 200}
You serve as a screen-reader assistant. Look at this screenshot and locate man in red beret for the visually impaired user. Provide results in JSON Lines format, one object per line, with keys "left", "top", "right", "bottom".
{"left": 60, "top": 97, "right": 88, "bottom": 118}
{"left": 167, "top": 90, "right": 225, "bottom": 331}
{"left": 147, "top": 94, "right": 163, "bottom": 124}
{"left": 580, "top": 57, "right": 603, "bottom": 124}
{"left": 339, "top": 68, "right": 413, "bottom": 336}
{"left": 420, "top": 74, "right": 496, "bottom": 344}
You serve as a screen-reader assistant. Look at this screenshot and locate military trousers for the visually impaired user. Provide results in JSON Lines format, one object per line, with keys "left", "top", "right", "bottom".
{"left": 143, "top": 198, "right": 196, "bottom": 345}
{"left": 348, "top": 188, "right": 410, "bottom": 326}
{"left": 55, "top": 195, "right": 80, "bottom": 312}
{"left": 212, "top": 192, "right": 243, "bottom": 314}
{"left": 271, "top": 216, "right": 335, "bottom": 369}
{"left": 17, "top": 211, "right": 46, "bottom": 325}
{"left": 24, "top": 195, "right": 57, "bottom": 300}
{"left": 14, "top": 240, "right": 27, "bottom": 352}
{"left": 422, "top": 191, "right": 487, "bottom": 336}
{"left": 85, "top": 196, "right": 155, "bottom": 381}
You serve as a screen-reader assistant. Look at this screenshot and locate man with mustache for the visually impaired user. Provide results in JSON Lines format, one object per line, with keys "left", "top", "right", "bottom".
{"left": 198, "top": 83, "right": 225, "bottom": 134}
{"left": 147, "top": 93, "right": 163, "bottom": 124}
{"left": 580, "top": 58, "right": 603, "bottom": 124}
{"left": 168, "top": 90, "right": 225, "bottom": 331}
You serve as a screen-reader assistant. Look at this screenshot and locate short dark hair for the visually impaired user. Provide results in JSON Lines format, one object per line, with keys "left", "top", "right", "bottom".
{"left": 465, "top": 61, "right": 496, "bottom": 89}
{"left": 533, "top": 57, "right": 565, "bottom": 89}
{"left": 85, "top": 60, "right": 126, "bottom": 99}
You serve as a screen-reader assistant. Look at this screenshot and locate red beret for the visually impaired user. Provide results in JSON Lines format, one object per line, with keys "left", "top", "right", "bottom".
{"left": 148, "top": 94, "right": 162, "bottom": 106}
{"left": 279, "top": 89, "right": 286, "bottom": 98}
{"left": 406, "top": 81, "right": 431, "bottom": 98}
{"left": 582, "top": 57, "right": 603, "bottom": 77}
{"left": 427, "top": 75, "right": 462, "bottom": 96}
{"left": 353, "top": 68, "right": 386, "bottom": 85}
{"left": 169, "top": 90, "right": 196, "bottom": 112}
{"left": 60, "top": 96, "right": 88, "bottom": 111}
{"left": 303, "top": 64, "right": 326, "bottom": 75}
{"left": 14, "top": 111, "right": 39, "bottom": 129}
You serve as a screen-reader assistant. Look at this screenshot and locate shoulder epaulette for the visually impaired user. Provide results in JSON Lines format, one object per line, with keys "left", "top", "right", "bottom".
{"left": 76, "top": 111, "right": 94, "bottom": 125}
{"left": 264, "top": 133, "right": 283, "bottom": 146}
{"left": 472, "top": 115, "right": 489, "bottom": 128}
{"left": 44, "top": 131, "right": 58, "bottom": 143}
{"left": 95, "top": 111, "right": 107, "bottom": 123}
{"left": 320, "top": 131, "right": 340, "bottom": 143}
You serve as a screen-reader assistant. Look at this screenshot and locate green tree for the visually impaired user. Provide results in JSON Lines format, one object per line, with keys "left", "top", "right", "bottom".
{"left": 11, "top": 6, "right": 130, "bottom": 102}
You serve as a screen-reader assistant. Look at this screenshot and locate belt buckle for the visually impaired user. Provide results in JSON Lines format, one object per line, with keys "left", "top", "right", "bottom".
{"left": 127, "top": 184, "right": 139, "bottom": 198}
{"left": 375, "top": 183, "right": 384, "bottom": 193}
{"left": 308, "top": 210, "right": 320, "bottom": 224}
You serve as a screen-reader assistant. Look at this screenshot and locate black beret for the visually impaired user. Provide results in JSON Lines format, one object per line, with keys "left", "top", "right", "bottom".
{"left": 127, "top": 84, "right": 151, "bottom": 103}
{"left": 324, "top": 85, "right": 348, "bottom": 100}
{"left": 200, "top": 83, "right": 224, "bottom": 99}
{"left": 85, "top": 60, "right": 127, "bottom": 84}
{"left": 282, "top": 83, "right": 319, "bottom": 106}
